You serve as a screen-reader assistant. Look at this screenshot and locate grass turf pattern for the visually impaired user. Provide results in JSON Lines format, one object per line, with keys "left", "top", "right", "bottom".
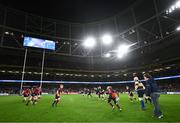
{"left": 0, "top": 94, "right": 180, "bottom": 122}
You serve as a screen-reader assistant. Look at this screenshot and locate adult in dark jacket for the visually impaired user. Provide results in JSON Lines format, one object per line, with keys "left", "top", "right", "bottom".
{"left": 143, "top": 73, "right": 163, "bottom": 118}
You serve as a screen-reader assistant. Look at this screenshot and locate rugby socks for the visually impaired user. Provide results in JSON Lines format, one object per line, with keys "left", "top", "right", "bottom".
{"left": 55, "top": 100, "right": 59, "bottom": 106}
{"left": 26, "top": 100, "right": 30, "bottom": 106}
{"left": 145, "top": 98, "right": 148, "bottom": 103}
{"left": 140, "top": 100, "right": 145, "bottom": 109}
{"left": 145, "top": 98, "right": 152, "bottom": 104}
{"left": 148, "top": 98, "right": 152, "bottom": 103}
{"left": 33, "top": 100, "right": 37, "bottom": 105}
{"left": 116, "top": 104, "right": 120, "bottom": 109}
{"left": 109, "top": 102, "right": 114, "bottom": 108}
{"left": 52, "top": 101, "right": 56, "bottom": 107}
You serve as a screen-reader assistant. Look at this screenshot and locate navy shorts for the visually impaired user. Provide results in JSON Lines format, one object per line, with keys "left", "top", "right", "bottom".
{"left": 55, "top": 95, "right": 60, "bottom": 99}
{"left": 137, "top": 90, "right": 145, "bottom": 98}
{"left": 31, "top": 93, "right": 35, "bottom": 97}
{"left": 108, "top": 96, "right": 118, "bottom": 104}
{"left": 23, "top": 95, "right": 29, "bottom": 97}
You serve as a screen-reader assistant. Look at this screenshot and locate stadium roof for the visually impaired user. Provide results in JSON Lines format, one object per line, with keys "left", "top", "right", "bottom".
{"left": 0, "top": 0, "right": 137, "bottom": 23}
{"left": 0, "top": 0, "right": 180, "bottom": 75}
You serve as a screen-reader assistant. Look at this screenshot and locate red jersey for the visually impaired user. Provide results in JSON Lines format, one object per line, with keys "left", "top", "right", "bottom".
{"left": 23, "top": 89, "right": 30, "bottom": 96}
{"left": 108, "top": 89, "right": 118, "bottom": 99}
{"left": 34, "top": 88, "right": 41, "bottom": 95}
{"left": 107, "top": 88, "right": 114, "bottom": 95}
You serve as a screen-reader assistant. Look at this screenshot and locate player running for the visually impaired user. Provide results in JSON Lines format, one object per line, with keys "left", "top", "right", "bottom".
{"left": 126, "top": 86, "right": 136, "bottom": 102}
{"left": 97, "top": 86, "right": 105, "bottom": 99}
{"left": 86, "top": 89, "right": 92, "bottom": 98}
{"left": 26, "top": 87, "right": 38, "bottom": 106}
{"left": 134, "top": 73, "right": 146, "bottom": 110}
{"left": 107, "top": 86, "right": 122, "bottom": 111}
{"left": 52, "top": 84, "right": 64, "bottom": 107}
{"left": 22, "top": 88, "right": 30, "bottom": 102}
{"left": 34, "top": 87, "right": 41, "bottom": 100}
{"left": 100, "top": 89, "right": 106, "bottom": 100}
{"left": 82, "top": 88, "right": 87, "bottom": 96}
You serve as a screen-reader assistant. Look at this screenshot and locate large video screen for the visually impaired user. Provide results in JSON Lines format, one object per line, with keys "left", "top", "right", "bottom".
{"left": 23, "top": 37, "right": 55, "bottom": 50}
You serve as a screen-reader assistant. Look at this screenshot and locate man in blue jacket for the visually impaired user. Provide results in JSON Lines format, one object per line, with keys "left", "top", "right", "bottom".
{"left": 143, "top": 73, "right": 163, "bottom": 118}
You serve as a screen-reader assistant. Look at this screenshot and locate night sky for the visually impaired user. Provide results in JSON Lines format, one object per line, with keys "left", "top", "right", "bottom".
{"left": 0, "top": 0, "right": 136, "bottom": 22}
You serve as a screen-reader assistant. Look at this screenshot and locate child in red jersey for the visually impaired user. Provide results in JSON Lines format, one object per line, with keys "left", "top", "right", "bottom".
{"left": 22, "top": 88, "right": 30, "bottom": 102}
{"left": 107, "top": 86, "right": 122, "bottom": 111}
{"left": 34, "top": 87, "right": 41, "bottom": 100}
{"left": 26, "top": 87, "right": 39, "bottom": 106}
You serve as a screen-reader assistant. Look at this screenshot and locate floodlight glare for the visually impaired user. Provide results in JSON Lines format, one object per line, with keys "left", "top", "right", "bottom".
{"left": 177, "top": 26, "right": 180, "bottom": 31}
{"left": 171, "top": 5, "right": 175, "bottom": 11}
{"left": 175, "top": 1, "right": 180, "bottom": 8}
{"left": 83, "top": 37, "right": 96, "bottom": 48}
{"left": 166, "top": 1, "right": 180, "bottom": 14}
{"left": 117, "top": 52, "right": 124, "bottom": 59}
{"left": 118, "top": 44, "right": 129, "bottom": 54}
{"left": 169, "top": 9, "right": 173, "bottom": 13}
{"left": 166, "top": 10, "right": 169, "bottom": 14}
{"left": 116, "top": 44, "right": 130, "bottom": 59}
{"left": 105, "top": 53, "right": 111, "bottom": 58}
{"left": 102, "top": 34, "right": 113, "bottom": 45}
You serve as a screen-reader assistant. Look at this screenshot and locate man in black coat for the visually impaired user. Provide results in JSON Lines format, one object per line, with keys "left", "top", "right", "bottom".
{"left": 143, "top": 73, "right": 163, "bottom": 118}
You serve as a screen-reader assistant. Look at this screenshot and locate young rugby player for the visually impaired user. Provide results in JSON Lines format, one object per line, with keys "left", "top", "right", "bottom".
{"left": 34, "top": 87, "right": 41, "bottom": 100}
{"left": 97, "top": 86, "right": 102, "bottom": 99}
{"left": 126, "top": 86, "right": 136, "bottom": 102}
{"left": 101, "top": 89, "right": 106, "bottom": 100}
{"left": 52, "top": 84, "right": 64, "bottom": 107}
{"left": 26, "top": 87, "right": 38, "bottom": 106}
{"left": 22, "top": 88, "right": 30, "bottom": 102}
{"left": 133, "top": 74, "right": 146, "bottom": 110}
{"left": 87, "top": 89, "right": 92, "bottom": 98}
{"left": 107, "top": 86, "right": 122, "bottom": 111}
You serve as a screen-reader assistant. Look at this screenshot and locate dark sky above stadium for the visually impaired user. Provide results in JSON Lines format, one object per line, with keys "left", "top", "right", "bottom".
{"left": 0, "top": 0, "right": 136, "bottom": 22}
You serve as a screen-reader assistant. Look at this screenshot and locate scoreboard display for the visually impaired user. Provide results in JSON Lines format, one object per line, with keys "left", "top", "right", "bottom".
{"left": 23, "top": 36, "right": 55, "bottom": 50}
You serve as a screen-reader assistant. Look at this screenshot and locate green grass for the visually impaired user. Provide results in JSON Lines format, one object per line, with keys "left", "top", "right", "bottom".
{"left": 0, "top": 94, "right": 180, "bottom": 122}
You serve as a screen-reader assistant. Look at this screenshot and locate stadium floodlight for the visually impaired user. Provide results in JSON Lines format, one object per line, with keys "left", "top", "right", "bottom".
{"left": 166, "top": 1, "right": 180, "bottom": 14}
{"left": 117, "top": 53, "right": 123, "bottom": 58}
{"left": 176, "top": 26, "right": 180, "bottom": 31}
{"left": 166, "top": 10, "right": 169, "bottom": 14}
{"left": 102, "top": 34, "right": 113, "bottom": 45}
{"left": 91, "top": 75, "right": 94, "bottom": 77}
{"left": 116, "top": 44, "right": 130, "bottom": 59}
{"left": 171, "top": 5, "right": 176, "bottom": 11}
{"left": 83, "top": 37, "right": 96, "bottom": 48}
{"left": 175, "top": 1, "right": 180, "bottom": 8}
{"left": 104, "top": 53, "right": 111, "bottom": 58}
{"left": 28, "top": 72, "right": 32, "bottom": 74}
{"left": 168, "top": 9, "right": 173, "bottom": 13}
{"left": 1, "top": 70, "right": 5, "bottom": 73}
{"left": 117, "top": 44, "right": 130, "bottom": 54}
{"left": 107, "top": 75, "right": 110, "bottom": 77}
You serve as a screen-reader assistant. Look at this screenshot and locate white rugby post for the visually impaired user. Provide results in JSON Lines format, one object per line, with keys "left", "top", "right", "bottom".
{"left": 20, "top": 48, "right": 28, "bottom": 94}
{"left": 20, "top": 36, "right": 55, "bottom": 93}
{"left": 40, "top": 49, "right": 46, "bottom": 89}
